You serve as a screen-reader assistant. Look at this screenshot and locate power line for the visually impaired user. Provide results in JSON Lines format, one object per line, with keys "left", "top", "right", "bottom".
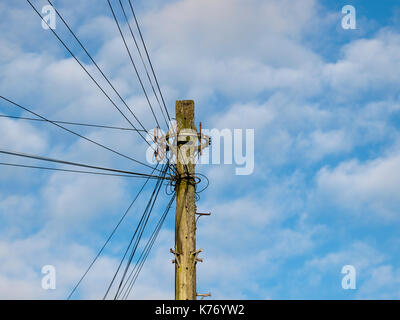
{"left": 32, "top": 0, "right": 176, "bottom": 175}
{"left": 113, "top": 171, "right": 165, "bottom": 299}
{"left": 0, "top": 161, "right": 160, "bottom": 179}
{"left": 119, "top": 2, "right": 188, "bottom": 177}
{"left": 107, "top": 0, "right": 161, "bottom": 129}
{"left": 67, "top": 163, "right": 159, "bottom": 300}
{"left": 104, "top": 163, "right": 168, "bottom": 299}
{"left": 45, "top": 0, "right": 152, "bottom": 140}
{"left": 0, "top": 95, "right": 160, "bottom": 173}
{"left": 111, "top": 164, "right": 167, "bottom": 299}
{"left": 124, "top": 1, "right": 189, "bottom": 179}
{"left": 121, "top": 193, "right": 176, "bottom": 299}
{"left": 27, "top": 0, "right": 153, "bottom": 151}
{"left": 118, "top": 0, "right": 169, "bottom": 129}
{"left": 0, "top": 114, "right": 145, "bottom": 132}
{"left": 128, "top": 0, "right": 171, "bottom": 122}
{"left": 122, "top": 196, "right": 175, "bottom": 299}
{"left": 0, "top": 149, "right": 169, "bottom": 180}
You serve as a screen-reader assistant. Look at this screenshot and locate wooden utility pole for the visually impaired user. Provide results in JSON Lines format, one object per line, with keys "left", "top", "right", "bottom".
{"left": 174, "top": 100, "right": 197, "bottom": 300}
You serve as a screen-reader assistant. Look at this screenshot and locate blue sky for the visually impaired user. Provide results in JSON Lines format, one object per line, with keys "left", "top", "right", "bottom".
{"left": 1, "top": 0, "right": 400, "bottom": 299}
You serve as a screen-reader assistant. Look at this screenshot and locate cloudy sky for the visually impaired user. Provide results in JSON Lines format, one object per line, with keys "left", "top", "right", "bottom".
{"left": 1, "top": 0, "right": 400, "bottom": 299}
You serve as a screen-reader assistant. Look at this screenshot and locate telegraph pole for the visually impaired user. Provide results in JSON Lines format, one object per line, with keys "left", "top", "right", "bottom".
{"left": 174, "top": 100, "right": 198, "bottom": 300}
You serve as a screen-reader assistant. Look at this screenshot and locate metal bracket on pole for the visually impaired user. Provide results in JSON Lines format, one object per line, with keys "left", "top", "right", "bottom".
{"left": 190, "top": 248, "right": 203, "bottom": 264}
{"left": 170, "top": 248, "right": 181, "bottom": 268}
{"left": 196, "top": 122, "right": 210, "bottom": 159}
{"left": 197, "top": 292, "right": 211, "bottom": 300}
{"left": 196, "top": 211, "right": 211, "bottom": 224}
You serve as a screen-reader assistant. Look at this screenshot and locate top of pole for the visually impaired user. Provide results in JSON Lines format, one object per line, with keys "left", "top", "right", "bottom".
{"left": 176, "top": 100, "right": 195, "bottom": 130}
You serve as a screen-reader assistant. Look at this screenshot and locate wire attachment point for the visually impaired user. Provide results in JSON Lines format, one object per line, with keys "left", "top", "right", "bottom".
{"left": 190, "top": 248, "right": 203, "bottom": 264}
{"left": 197, "top": 292, "right": 211, "bottom": 300}
{"left": 170, "top": 248, "right": 181, "bottom": 268}
{"left": 196, "top": 211, "right": 211, "bottom": 223}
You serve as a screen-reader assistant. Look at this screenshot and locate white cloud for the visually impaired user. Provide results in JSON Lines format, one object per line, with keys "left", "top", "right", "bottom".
{"left": 296, "top": 129, "right": 353, "bottom": 161}
{"left": 306, "top": 242, "right": 384, "bottom": 273}
{"left": 357, "top": 265, "right": 400, "bottom": 299}
{"left": 323, "top": 31, "right": 400, "bottom": 98}
{"left": 0, "top": 117, "right": 48, "bottom": 153}
{"left": 0, "top": 233, "right": 124, "bottom": 299}
{"left": 316, "top": 150, "right": 400, "bottom": 219}
{"left": 140, "top": 0, "right": 321, "bottom": 100}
